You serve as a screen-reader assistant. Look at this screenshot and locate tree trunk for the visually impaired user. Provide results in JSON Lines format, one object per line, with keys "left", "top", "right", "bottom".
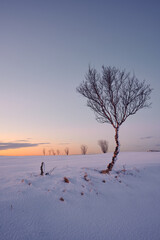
{"left": 101, "top": 126, "right": 120, "bottom": 174}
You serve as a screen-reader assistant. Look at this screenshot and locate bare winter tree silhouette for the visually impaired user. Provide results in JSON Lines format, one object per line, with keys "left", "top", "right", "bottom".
{"left": 77, "top": 66, "right": 152, "bottom": 173}
{"left": 81, "top": 145, "right": 88, "bottom": 155}
{"left": 64, "top": 147, "right": 69, "bottom": 155}
{"left": 43, "top": 148, "right": 46, "bottom": 156}
{"left": 51, "top": 148, "right": 55, "bottom": 155}
{"left": 48, "top": 149, "right": 51, "bottom": 155}
{"left": 98, "top": 140, "right": 108, "bottom": 153}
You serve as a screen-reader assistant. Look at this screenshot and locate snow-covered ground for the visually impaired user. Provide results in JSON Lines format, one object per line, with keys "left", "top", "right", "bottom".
{"left": 0, "top": 152, "right": 160, "bottom": 240}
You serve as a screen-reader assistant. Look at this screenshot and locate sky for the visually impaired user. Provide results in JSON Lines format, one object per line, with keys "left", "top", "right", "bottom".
{"left": 0, "top": 0, "right": 160, "bottom": 156}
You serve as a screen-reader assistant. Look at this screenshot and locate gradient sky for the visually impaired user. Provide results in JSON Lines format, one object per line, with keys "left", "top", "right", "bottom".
{"left": 0, "top": 0, "right": 160, "bottom": 156}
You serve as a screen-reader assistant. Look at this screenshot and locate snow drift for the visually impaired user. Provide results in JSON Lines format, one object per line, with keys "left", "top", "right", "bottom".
{"left": 0, "top": 152, "right": 160, "bottom": 240}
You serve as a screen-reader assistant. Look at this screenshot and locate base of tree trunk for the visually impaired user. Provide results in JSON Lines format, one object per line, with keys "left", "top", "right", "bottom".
{"left": 100, "top": 169, "right": 110, "bottom": 174}
{"left": 100, "top": 162, "right": 114, "bottom": 174}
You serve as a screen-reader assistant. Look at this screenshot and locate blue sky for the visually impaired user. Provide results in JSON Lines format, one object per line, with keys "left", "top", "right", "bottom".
{"left": 0, "top": 0, "right": 160, "bottom": 155}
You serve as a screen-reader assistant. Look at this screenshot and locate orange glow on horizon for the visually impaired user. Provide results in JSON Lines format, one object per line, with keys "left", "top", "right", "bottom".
{"left": 0, "top": 145, "right": 95, "bottom": 156}
{"left": 0, "top": 143, "right": 103, "bottom": 156}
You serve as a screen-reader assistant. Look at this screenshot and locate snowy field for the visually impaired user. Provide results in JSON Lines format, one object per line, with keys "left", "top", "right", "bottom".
{"left": 0, "top": 152, "right": 160, "bottom": 240}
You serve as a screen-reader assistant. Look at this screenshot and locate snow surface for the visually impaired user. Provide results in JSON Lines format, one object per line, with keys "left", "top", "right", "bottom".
{"left": 0, "top": 152, "right": 160, "bottom": 240}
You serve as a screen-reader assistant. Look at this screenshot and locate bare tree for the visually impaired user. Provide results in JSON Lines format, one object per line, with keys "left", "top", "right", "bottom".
{"left": 77, "top": 66, "right": 152, "bottom": 173}
{"left": 81, "top": 145, "right": 88, "bottom": 155}
{"left": 65, "top": 147, "right": 69, "bottom": 155}
{"left": 57, "top": 149, "right": 60, "bottom": 155}
{"left": 98, "top": 140, "right": 108, "bottom": 153}
{"left": 43, "top": 148, "right": 46, "bottom": 156}
{"left": 51, "top": 148, "right": 56, "bottom": 155}
{"left": 48, "top": 149, "right": 52, "bottom": 155}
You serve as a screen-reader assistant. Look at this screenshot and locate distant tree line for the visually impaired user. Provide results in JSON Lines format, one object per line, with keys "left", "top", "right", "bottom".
{"left": 42, "top": 140, "right": 109, "bottom": 156}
